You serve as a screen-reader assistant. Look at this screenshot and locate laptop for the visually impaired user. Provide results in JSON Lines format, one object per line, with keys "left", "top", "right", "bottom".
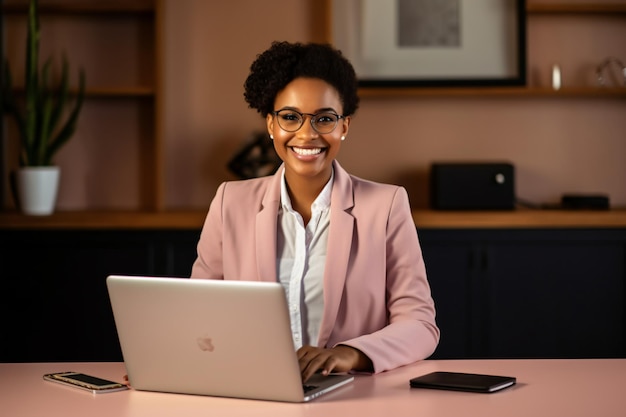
{"left": 106, "top": 275, "right": 354, "bottom": 402}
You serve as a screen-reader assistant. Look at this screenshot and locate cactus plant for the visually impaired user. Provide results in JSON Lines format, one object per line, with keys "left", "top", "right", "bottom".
{"left": 2, "top": 0, "right": 86, "bottom": 167}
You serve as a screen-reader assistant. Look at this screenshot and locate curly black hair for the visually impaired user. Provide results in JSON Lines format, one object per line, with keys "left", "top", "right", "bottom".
{"left": 244, "top": 41, "right": 359, "bottom": 118}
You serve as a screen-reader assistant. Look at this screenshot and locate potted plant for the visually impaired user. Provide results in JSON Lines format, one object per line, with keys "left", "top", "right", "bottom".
{"left": 2, "top": 0, "right": 86, "bottom": 215}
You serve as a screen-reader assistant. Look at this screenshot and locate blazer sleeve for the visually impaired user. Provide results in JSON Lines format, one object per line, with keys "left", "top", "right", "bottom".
{"left": 190, "top": 182, "right": 226, "bottom": 279}
{"left": 337, "top": 187, "right": 440, "bottom": 373}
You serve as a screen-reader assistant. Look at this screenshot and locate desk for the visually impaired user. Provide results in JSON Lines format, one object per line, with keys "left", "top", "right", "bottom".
{"left": 2, "top": 359, "right": 624, "bottom": 417}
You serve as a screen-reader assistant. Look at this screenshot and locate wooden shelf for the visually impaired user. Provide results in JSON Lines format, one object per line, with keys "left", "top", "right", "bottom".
{"left": 10, "top": 86, "right": 156, "bottom": 98}
{"left": 2, "top": 2, "right": 155, "bottom": 15}
{"left": 413, "top": 209, "right": 626, "bottom": 229}
{"left": 85, "top": 87, "right": 155, "bottom": 98}
{"left": 31, "top": 85, "right": 625, "bottom": 100}
{"left": 527, "top": 3, "right": 626, "bottom": 14}
{"left": 1, "top": 209, "right": 626, "bottom": 230}
{"left": 358, "top": 87, "right": 626, "bottom": 98}
{"left": 0, "top": 210, "right": 206, "bottom": 230}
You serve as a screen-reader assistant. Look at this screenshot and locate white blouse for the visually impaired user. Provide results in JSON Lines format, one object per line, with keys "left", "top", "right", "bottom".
{"left": 276, "top": 169, "right": 333, "bottom": 349}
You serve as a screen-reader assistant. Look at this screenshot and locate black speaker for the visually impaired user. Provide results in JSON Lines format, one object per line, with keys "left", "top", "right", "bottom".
{"left": 430, "top": 163, "right": 515, "bottom": 210}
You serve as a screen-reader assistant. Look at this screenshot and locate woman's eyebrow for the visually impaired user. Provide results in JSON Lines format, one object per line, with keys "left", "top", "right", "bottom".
{"left": 277, "top": 106, "right": 339, "bottom": 113}
{"left": 315, "top": 107, "right": 339, "bottom": 113}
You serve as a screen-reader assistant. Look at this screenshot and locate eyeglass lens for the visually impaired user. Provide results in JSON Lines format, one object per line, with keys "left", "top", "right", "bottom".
{"left": 274, "top": 110, "right": 340, "bottom": 134}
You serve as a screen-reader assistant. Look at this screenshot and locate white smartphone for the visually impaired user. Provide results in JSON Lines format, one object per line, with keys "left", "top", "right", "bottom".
{"left": 43, "top": 371, "right": 129, "bottom": 394}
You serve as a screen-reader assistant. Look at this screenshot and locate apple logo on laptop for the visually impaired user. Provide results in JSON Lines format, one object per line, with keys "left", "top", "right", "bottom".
{"left": 196, "top": 334, "right": 215, "bottom": 352}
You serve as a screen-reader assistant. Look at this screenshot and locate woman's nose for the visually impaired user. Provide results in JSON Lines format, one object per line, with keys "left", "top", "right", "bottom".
{"left": 296, "top": 116, "right": 320, "bottom": 139}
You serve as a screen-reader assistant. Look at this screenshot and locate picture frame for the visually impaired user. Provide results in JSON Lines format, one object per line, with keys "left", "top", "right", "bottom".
{"left": 329, "top": 0, "right": 527, "bottom": 87}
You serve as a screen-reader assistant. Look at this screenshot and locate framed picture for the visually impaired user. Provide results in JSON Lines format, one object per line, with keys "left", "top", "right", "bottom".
{"left": 330, "top": 0, "right": 526, "bottom": 87}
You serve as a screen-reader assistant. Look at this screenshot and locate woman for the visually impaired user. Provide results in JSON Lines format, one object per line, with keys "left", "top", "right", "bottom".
{"left": 191, "top": 41, "right": 439, "bottom": 381}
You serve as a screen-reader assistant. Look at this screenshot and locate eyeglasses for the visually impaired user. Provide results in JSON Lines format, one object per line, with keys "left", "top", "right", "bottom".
{"left": 272, "top": 109, "right": 344, "bottom": 134}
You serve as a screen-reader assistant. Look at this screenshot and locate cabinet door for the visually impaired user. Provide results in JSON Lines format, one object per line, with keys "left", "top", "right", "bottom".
{"left": 419, "top": 230, "right": 480, "bottom": 359}
{"left": 484, "top": 231, "right": 625, "bottom": 358}
{"left": 420, "top": 228, "right": 626, "bottom": 360}
{"left": 0, "top": 230, "right": 200, "bottom": 362}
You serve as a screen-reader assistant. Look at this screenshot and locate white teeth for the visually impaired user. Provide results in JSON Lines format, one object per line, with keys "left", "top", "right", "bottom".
{"left": 293, "top": 147, "right": 322, "bottom": 156}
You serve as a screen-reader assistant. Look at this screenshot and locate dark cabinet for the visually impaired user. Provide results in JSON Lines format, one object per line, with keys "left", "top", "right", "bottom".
{"left": 1, "top": 227, "right": 624, "bottom": 362}
{"left": 0, "top": 230, "right": 200, "bottom": 362}
{"left": 419, "top": 228, "right": 626, "bottom": 360}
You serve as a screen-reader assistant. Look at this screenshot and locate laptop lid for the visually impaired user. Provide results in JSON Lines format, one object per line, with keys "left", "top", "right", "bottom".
{"left": 106, "top": 275, "right": 353, "bottom": 402}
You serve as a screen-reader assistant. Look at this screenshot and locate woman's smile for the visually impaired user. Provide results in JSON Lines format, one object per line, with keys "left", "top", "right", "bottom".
{"left": 291, "top": 146, "right": 325, "bottom": 157}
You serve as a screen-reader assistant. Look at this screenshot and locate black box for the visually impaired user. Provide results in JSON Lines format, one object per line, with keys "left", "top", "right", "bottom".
{"left": 561, "top": 194, "right": 610, "bottom": 210}
{"left": 430, "top": 163, "right": 516, "bottom": 210}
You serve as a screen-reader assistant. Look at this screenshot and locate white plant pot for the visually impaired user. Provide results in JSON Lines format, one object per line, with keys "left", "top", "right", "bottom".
{"left": 15, "top": 167, "right": 61, "bottom": 216}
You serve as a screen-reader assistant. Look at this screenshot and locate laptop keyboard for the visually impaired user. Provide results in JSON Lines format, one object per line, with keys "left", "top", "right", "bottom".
{"left": 303, "top": 384, "right": 318, "bottom": 393}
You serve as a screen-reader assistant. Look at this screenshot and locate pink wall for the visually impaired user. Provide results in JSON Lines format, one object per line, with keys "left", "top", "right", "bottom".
{"left": 6, "top": 1, "right": 621, "bottom": 211}
{"left": 162, "top": 0, "right": 626, "bottom": 210}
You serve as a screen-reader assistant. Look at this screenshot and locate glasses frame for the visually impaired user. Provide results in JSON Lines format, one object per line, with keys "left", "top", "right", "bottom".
{"left": 271, "top": 109, "right": 345, "bottom": 134}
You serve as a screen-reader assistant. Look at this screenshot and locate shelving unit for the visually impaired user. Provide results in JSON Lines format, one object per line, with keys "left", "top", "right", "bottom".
{"left": 1, "top": 0, "right": 163, "bottom": 213}
{"left": 1, "top": 1, "right": 625, "bottom": 228}
{"left": 358, "top": 2, "right": 626, "bottom": 98}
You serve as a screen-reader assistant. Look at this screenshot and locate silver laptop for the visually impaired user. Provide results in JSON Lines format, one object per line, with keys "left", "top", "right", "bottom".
{"left": 106, "top": 275, "right": 353, "bottom": 402}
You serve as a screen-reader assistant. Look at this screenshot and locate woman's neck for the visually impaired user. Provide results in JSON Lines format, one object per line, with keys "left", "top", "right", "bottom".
{"left": 284, "top": 171, "right": 331, "bottom": 226}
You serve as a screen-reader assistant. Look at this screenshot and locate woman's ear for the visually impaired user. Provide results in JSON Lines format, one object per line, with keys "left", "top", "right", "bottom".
{"left": 341, "top": 115, "right": 351, "bottom": 138}
{"left": 266, "top": 113, "right": 275, "bottom": 138}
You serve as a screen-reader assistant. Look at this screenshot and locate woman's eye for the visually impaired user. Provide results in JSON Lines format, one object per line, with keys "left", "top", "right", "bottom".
{"left": 316, "top": 114, "right": 335, "bottom": 123}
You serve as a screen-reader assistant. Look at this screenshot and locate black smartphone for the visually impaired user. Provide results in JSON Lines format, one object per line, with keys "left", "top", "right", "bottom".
{"left": 43, "top": 371, "right": 128, "bottom": 394}
{"left": 410, "top": 371, "right": 516, "bottom": 393}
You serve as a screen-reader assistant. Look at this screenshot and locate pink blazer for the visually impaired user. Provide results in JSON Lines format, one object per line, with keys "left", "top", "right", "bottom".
{"left": 191, "top": 161, "right": 440, "bottom": 373}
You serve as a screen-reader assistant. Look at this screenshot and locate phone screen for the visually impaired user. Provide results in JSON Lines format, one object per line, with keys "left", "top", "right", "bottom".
{"left": 44, "top": 372, "right": 128, "bottom": 393}
{"left": 62, "top": 373, "right": 120, "bottom": 387}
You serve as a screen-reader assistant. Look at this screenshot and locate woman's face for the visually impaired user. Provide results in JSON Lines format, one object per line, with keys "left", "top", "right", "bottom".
{"left": 267, "top": 77, "right": 350, "bottom": 184}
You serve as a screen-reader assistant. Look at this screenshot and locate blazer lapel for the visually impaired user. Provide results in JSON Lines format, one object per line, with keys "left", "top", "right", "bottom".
{"left": 255, "top": 167, "right": 282, "bottom": 282}
{"left": 318, "top": 161, "right": 355, "bottom": 347}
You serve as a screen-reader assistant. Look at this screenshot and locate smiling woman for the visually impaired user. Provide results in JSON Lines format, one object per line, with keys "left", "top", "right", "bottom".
{"left": 267, "top": 77, "right": 347, "bottom": 197}
{"left": 190, "top": 41, "right": 440, "bottom": 383}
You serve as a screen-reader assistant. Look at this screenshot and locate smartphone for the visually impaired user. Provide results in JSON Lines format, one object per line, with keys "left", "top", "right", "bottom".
{"left": 43, "top": 371, "right": 129, "bottom": 394}
{"left": 410, "top": 371, "right": 516, "bottom": 393}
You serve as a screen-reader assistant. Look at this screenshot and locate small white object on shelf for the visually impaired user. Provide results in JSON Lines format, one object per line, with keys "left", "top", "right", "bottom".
{"left": 551, "top": 64, "right": 562, "bottom": 90}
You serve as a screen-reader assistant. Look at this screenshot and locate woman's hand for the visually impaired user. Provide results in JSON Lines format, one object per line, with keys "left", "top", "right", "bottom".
{"left": 296, "top": 344, "right": 373, "bottom": 382}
